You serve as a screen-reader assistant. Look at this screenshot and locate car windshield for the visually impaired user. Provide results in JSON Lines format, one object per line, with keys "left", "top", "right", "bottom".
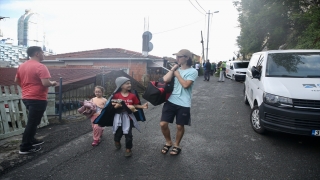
{"left": 234, "top": 62, "right": 249, "bottom": 69}
{"left": 266, "top": 52, "right": 320, "bottom": 78}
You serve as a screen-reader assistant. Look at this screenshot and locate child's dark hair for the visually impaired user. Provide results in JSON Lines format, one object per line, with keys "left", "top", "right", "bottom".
{"left": 187, "top": 57, "right": 193, "bottom": 66}
{"left": 94, "top": 86, "right": 105, "bottom": 93}
{"left": 27, "top": 46, "right": 42, "bottom": 58}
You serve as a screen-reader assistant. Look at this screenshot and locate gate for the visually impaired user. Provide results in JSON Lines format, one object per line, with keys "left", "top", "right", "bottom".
{"left": 0, "top": 85, "right": 54, "bottom": 139}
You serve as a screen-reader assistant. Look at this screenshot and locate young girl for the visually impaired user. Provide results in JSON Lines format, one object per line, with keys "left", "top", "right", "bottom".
{"left": 90, "top": 86, "right": 107, "bottom": 146}
{"left": 112, "top": 77, "right": 148, "bottom": 157}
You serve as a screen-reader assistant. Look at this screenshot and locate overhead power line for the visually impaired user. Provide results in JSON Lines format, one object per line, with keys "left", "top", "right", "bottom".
{"left": 195, "top": 0, "right": 207, "bottom": 13}
{"left": 153, "top": 19, "right": 204, "bottom": 35}
{"left": 188, "top": 0, "right": 205, "bottom": 15}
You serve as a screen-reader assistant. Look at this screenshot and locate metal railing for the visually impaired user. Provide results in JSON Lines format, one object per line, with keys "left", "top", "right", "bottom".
{"left": 47, "top": 77, "right": 62, "bottom": 122}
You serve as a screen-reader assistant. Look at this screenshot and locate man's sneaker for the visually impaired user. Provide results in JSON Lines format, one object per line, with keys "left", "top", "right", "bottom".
{"left": 19, "top": 146, "right": 41, "bottom": 155}
{"left": 125, "top": 150, "right": 132, "bottom": 157}
{"left": 32, "top": 139, "right": 44, "bottom": 146}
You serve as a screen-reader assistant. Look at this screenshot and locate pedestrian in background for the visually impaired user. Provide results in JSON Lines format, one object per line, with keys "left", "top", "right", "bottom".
{"left": 160, "top": 49, "right": 198, "bottom": 156}
{"left": 211, "top": 62, "right": 216, "bottom": 75}
{"left": 15, "top": 46, "right": 57, "bottom": 154}
{"left": 195, "top": 62, "right": 200, "bottom": 76}
{"left": 218, "top": 61, "right": 227, "bottom": 82}
{"left": 202, "top": 61, "right": 206, "bottom": 72}
{"left": 204, "top": 60, "right": 211, "bottom": 81}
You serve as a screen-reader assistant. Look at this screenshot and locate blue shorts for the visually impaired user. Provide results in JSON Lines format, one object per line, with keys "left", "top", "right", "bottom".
{"left": 161, "top": 101, "right": 191, "bottom": 126}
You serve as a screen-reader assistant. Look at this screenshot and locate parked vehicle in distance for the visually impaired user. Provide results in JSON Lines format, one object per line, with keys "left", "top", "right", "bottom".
{"left": 226, "top": 61, "right": 249, "bottom": 81}
{"left": 244, "top": 50, "right": 320, "bottom": 136}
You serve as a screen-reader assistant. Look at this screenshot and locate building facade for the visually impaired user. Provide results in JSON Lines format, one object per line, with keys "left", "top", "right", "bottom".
{"left": 40, "top": 48, "right": 165, "bottom": 84}
{"left": 17, "top": 9, "right": 45, "bottom": 49}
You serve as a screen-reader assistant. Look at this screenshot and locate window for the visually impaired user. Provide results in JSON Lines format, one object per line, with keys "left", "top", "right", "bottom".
{"left": 234, "top": 62, "right": 249, "bottom": 69}
{"left": 266, "top": 52, "right": 320, "bottom": 77}
{"left": 248, "top": 54, "right": 263, "bottom": 70}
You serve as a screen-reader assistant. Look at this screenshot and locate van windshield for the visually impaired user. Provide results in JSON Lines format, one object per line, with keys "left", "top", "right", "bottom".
{"left": 266, "top": 52, "right": 320, "bottom": 78}
{"left": 234, "top": 62, "right": 249, "bottom": 69}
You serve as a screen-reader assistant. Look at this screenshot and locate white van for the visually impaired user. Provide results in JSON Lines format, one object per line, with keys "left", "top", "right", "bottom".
{"left": 244, "top": 50, "right": 320, "bottom": 136}
{"left": 226, "top": 61, "right": 249, "bottom": 81}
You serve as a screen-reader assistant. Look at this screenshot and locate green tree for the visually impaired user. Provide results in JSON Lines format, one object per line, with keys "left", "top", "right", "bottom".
{"left": 234, "top": 0, "right": 320, "bottom": 56}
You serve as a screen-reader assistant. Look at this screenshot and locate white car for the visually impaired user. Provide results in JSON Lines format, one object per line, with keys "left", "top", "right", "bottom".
{"left": 244, "top": 50, "right": 320, "bottom": 136}
{"left": 226, "top": 61, "right": 249, "bottom": 81}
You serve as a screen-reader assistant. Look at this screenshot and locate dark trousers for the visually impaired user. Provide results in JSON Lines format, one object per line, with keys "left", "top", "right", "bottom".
{"left": 114, "top": 120, "right": 133, "bottom": 149}
{"left": 204, "top": 70, "right": 211, "bottom": 81}
{"left": 20, "top": 100, "right": 47, "bottom": 151}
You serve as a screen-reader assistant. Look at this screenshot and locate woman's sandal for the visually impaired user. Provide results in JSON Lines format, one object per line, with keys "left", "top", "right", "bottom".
{"left": 161, "top": 144, "right": 172, "bottom": 154}
{"left": 170, "top": 147, "right": 181, "bottom": 155}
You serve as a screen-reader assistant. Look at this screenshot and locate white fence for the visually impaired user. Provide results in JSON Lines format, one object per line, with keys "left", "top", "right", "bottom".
{"left": 0, "top": 85, "right": 54, "bottom": 139}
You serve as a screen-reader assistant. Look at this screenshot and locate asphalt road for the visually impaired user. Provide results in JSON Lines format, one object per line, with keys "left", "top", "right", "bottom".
{"left": 1, "top": 75, "right": 320, "bottom": 180}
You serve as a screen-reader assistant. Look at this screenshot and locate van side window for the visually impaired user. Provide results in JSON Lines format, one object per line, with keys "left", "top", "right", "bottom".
{"left": 248, "top": 54, "right": 262, "bottom": 70}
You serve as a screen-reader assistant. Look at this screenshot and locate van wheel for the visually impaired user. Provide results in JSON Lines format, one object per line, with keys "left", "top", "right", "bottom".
{"left": 250, "top": 106, "right": 266, "bottom": 134}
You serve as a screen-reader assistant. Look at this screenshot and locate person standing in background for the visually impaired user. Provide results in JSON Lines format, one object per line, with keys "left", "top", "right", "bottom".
{"left": 204, "top": 60, "right": 211, "bottom": 81}
{"left": 218, "top": 61, "right": 227, "bottom": 82}
{"left": 195, "top": 63, "right": 200, "bottom": 77}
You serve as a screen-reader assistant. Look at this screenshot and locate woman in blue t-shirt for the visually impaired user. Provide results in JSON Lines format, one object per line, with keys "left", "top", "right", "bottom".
{"left": 160, "top": 49, "right": 198, "bottom": 156}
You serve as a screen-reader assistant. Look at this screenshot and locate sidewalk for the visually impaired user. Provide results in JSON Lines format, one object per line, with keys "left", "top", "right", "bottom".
{"left": 0, "top": 114, "right": 90, "bottom": 175}
{"left": 0, "top": 98, "right": 148, "bottom": 175}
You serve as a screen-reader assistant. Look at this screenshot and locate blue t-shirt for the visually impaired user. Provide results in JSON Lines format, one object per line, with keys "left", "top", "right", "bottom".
{"left": 168, "top": 67, "right": 198, "bottom": 107}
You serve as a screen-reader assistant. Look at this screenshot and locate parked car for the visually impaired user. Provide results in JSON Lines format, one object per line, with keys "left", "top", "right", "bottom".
{"left": 226, "top": 61, "right": 249, "bottom": 81}
{"left": 244, "top": 50, "right": 320, "bottom": 136}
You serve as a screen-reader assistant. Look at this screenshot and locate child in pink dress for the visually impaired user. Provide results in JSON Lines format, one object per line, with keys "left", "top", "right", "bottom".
{"left": 90, "top": 86, "right": 107, "bottom": 146}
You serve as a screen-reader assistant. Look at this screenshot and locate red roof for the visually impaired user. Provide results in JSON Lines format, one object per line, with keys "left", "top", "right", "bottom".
{"left": 44, "top": 48, "right": 162, "bottom": 60}
{"left": 0, "top": 68, "right": 108, "bottom": 87}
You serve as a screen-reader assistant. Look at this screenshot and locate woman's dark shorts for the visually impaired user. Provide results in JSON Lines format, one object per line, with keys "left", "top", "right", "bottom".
{"left": 161, "top": 101, "right": 191, "bottom": 126}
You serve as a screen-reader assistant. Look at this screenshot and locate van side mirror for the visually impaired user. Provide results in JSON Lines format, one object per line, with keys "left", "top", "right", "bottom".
{"left": 230, "top": 66, "right": 233, "bottom": 70}
{"left": 251, "top": 66, "right": 261, "bottom": 79}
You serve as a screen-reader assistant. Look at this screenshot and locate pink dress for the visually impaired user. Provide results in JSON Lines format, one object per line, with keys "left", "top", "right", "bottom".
{"left": 90, "top": 106, "right": 103, "bottom": 141}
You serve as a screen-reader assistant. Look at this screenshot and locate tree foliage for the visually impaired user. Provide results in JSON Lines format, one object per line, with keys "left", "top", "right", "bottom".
{"left": 234, "top": 0, "right": 320, "bottom": 57}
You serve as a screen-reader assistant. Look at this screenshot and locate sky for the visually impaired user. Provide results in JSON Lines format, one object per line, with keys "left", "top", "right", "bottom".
{"left": 0, "top": 0, "right": 240, "bottom": 62}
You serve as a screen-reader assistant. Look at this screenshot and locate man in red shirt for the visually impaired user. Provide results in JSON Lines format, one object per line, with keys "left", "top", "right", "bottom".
{"left": 15, "top": 46, "right": 57, "bottom": 154}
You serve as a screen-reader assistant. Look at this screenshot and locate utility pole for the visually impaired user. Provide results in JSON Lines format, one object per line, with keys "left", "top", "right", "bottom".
{"left": 206, "top": 10, "right": 211, "bottom": 61}
{"left": 201, "top": 31, "right": 205, "bottom": 62}
{"left": 205, "top": 10, "right": 219, "bottom": 61}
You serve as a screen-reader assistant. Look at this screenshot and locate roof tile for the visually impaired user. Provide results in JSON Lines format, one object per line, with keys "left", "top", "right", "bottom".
{"left": 44, "top": 48, "right": 162, "bottom": 60}
{"left": 0, "top": 68, "right": 108, "bottom": 87}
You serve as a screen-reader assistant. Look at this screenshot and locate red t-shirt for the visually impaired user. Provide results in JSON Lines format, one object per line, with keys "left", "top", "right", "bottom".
{"left": 16, "top": 60, "right": 51, "bottom": 100}
{"left": 113, "top": 92, "right": 140, "bottom": 105}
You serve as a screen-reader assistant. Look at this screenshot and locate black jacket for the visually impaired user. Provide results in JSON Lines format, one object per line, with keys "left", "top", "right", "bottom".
{"left": 205, "top": 62, "right": 211, "bottom": 71}
{"left": 93, "top": 89, "right": 146, "bottom": 127}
